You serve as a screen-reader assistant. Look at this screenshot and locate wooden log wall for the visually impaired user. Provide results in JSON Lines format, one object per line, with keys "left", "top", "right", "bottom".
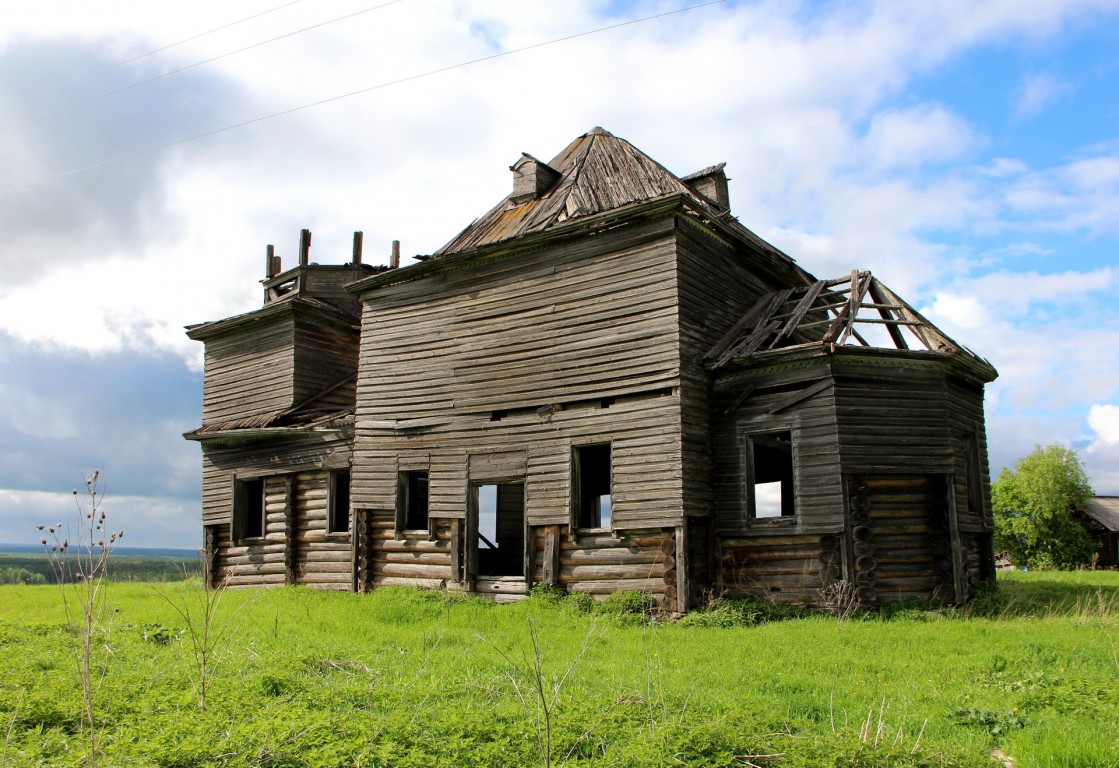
{"left": 205, "top": 469, "right": 354, "bottom": 590}
{"left": 200, "top": 430, "right": 352, "bottom": 526}
{"left": 530, "top": 526, "right": 677, "bottom": 607}
{"left": 357, "top": 517, "right": 456, "bottom": 591}
{"left": 710, "top": 359, "right": 845, "bottom": 536}
{"left": 945, "top": 377, "right": 993, "bottom": 532}
{"left": 851, "top": 474, "right": 956, "bottom": 604}
{"left": 289, "top": 471, "right": 352, "bottom": 589}
{"left": 717, "top": 532, "right": 837, "bottom": 603}
{"left": 292, "top": 313, "right": 360, "bottom": 407}
{"left": 210, "top": 474, "right": 290, "bottom": 587}
{"left": 298, "top": 265, "right": 374, "bottom": 315}
{"left": 832, "top": 360, "right": 954, "bottom": 476}
{"left": 352, "top": 218, "right": 689, "bottom": 536}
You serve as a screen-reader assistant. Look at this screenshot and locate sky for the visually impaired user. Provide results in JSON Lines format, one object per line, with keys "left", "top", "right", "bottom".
{"left": 1, "top": 0, "right": 1118, "bottom": 548}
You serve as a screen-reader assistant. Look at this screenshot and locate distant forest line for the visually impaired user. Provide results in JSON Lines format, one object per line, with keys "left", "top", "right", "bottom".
{"left": 0, "top": 552, "right": 200, "bottom": 585}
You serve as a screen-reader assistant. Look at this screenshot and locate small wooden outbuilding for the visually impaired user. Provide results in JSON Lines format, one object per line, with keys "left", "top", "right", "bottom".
{"left": 1081, "top": 497, "right": 1119, "bottom": 569}
{"left": 186, "top": 128, "right": 999, "bottom": 609}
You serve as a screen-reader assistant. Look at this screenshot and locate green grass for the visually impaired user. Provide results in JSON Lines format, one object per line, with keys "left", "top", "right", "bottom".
{"left": 1, "top": 573, "right": 1117, "bottom": 767}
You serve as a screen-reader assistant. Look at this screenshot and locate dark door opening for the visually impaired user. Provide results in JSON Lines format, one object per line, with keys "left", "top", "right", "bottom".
{"left": 475, "top": 483, "right": 525, "bottom": 577}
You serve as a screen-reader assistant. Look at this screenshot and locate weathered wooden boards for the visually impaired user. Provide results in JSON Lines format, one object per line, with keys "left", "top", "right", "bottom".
{"left": 352, "top": 221, "right": 688, "bottom": 534}
{"left": 207, "top": 468, "right": 352, "bottom": 590}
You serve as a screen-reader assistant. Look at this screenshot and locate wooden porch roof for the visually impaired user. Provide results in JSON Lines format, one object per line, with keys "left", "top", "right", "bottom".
{"left": 706, "top": 270, "right": 997, "bottom": 381}
{"left": 183, "top": 372, "right": 356, "bottom": 441}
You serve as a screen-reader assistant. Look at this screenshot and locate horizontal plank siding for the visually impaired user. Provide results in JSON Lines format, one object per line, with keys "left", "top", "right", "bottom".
{"left": 832, "top": 362, "right": 953, "bottom": 475}
{"left": 710, "top": 360, "right": 844, "bottom": 536}
{"left": 353, "top": 223, "right": 687, "bottom": 536}
{"left": 201, "top": 319, "right": 295, "bottom": 425}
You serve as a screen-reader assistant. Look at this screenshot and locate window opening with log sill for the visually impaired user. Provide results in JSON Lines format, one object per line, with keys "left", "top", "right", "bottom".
{"left": 473, "top": 483, "right": 526, "bottom": 578}
{"left": 747, "top": 430, "right": 795, "bottom": 520}
{"left": 327, "top": 469, "right": 351, "bottom": 534}
{"left": 574, "top": 443, "right": 612, "bottom": 530}
{"left": 233, "top": 477, "right": 266, "bottom": 543}
{"left": 397, "top": 470, "right": 430, "bottom": 533}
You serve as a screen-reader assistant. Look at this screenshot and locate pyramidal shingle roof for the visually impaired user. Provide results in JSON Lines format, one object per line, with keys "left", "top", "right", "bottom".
{"left": 434, "top": 127, "right": 727, "bottom": 257}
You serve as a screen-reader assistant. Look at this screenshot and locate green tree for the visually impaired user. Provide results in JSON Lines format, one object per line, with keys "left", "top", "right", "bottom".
{"left": 992, "top": 444, "right": 1094, "bottom": 570}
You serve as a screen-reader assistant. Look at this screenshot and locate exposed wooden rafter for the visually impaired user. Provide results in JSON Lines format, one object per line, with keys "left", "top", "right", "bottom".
{"left": 706, "top": 271, "right": 994, "bottom": 373}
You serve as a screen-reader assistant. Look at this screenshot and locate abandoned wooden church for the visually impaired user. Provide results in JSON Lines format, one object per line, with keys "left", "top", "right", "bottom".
{"left": 185, "top": 127, "right": 999, "bottom": 610}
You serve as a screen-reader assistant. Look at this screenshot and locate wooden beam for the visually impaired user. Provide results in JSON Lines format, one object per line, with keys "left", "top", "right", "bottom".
{"left": 767, "top": 378, "right": 833, "bottom": 414}
{"left": 706, "top": 289, "right": 789, "bottom": 365}
{"left": 867, "top": 279, "right": 908, "bottom": 350}
{"left": 770, "top": 279, "right": 828, "bottom": 348}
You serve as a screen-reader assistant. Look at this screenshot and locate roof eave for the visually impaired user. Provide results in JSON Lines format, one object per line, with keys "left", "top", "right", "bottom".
{"left": 347, "top": 193, "right": 804, "bottom": 295}
{"left": 713, "top": 342, "right": 998, "bottom": 385}
{"left": 183, "top": 417, "right": 353, "bottom": 443}
{"left": 185, "top": 296, "right": 358, "bottom": 341}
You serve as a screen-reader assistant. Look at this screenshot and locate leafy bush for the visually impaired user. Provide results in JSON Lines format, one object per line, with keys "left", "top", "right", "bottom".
{"left": 993, "top": 444, "right": 1095, "bottom": 570}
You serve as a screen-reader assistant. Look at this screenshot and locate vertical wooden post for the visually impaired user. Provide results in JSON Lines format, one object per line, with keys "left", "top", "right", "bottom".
{"left": 713, "top": 536, "right": 724, "bottom": 594}
{"left": 450, "top": 519, "right": 462, "bottom": 584}
{"left": 352, "top": 231, "right": 363, "bottom": 264}
{"left": 265, "top": 244, "right": 276, "bottom": 278}
{"left": 283, "top": 476, "right": 295, "bottom": 586}
{"left": 354, "top": 508, "right": 370, "bottom": 594}
{"left": 464, "top": 487, "right": 478, "bottom": 591}
{"left": 675, "top": 524, "right": 688, "bottom": 613}
{"left": 523, "top": 519, "right": 534, "bottom": 588}
{"left": 390, "top": 240, "right": 401, "bottom": 269}
{"left": 946, "top": 473, "right": 966, "bottom": 602}
{"left": 543, "top": 525, "right": 559, "bottom": 586}
{"left": 299, "top": 229, "right": 311, "bottom": 266}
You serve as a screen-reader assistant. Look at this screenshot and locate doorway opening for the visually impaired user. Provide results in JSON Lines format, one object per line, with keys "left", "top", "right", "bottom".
{"left": 474, "top": 483, "right": 525, "bottom": 577}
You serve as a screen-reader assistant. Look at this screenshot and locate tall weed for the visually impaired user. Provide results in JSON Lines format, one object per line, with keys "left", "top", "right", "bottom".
{"left": 36, "top": 470, "right": 122, "bottom": 768}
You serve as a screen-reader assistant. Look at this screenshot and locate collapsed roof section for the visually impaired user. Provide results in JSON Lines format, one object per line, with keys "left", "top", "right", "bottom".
{"left": 707, "top": 270, "right": 997, "bottom": 382}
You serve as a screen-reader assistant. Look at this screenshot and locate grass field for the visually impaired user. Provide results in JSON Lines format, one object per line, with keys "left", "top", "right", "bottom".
{"left": 1, "top": 572, "right": 1116, "bottom": 767}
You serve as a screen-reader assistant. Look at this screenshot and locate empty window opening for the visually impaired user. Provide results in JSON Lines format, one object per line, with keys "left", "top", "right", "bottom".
{"left": 399, "top": 471, "right": 429, "bottom": 531}
{"left": 749, "top": 431, "right": 794, "bottom": 519}
{"left": 476, "top": 483, "right": 525, "bottom": 577}
{"left": 328, "top": 470, "right": 351, "bottom": 534}
{"left": 233, "top": 477, "right": 266, "bottom": 541}
{"left": 575, "top": 444, "right": 612, "bottom": 529}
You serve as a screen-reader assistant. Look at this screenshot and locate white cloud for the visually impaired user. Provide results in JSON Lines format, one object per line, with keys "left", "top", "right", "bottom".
{"left": 1088, "top": 404, "right": 1119, "bottom": 446}
{"left": 0, "top": 488, "right": 199, "bottom": 549}
{"left": 927, "top": 293, "right": 989, "bottom": 329}
{"left": 1086, "top": 404, "right": 1119, "bottom": 494}
{"left": 1015, "top": 72, "right": 1074, "bottom": 117}
{"left": 862, "top": 105, "right": 979, "bottom": 172}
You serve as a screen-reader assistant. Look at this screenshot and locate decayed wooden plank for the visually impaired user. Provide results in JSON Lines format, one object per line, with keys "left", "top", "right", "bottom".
{"left": 766, "top": 378, "right": 833, "bottom": 415}
{"left": 769, "top": 279, "right": 827, "bottom": 348}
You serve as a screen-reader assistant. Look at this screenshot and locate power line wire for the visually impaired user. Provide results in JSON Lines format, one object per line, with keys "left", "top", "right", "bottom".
{"left": 0, "top": 0, "right": 728, "bottom": 197}
{"left": 1, "top": 0, "right": 409, "bottom": 132}
{"left": 0, "top": 0, "right": 317, "bottom": 111}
